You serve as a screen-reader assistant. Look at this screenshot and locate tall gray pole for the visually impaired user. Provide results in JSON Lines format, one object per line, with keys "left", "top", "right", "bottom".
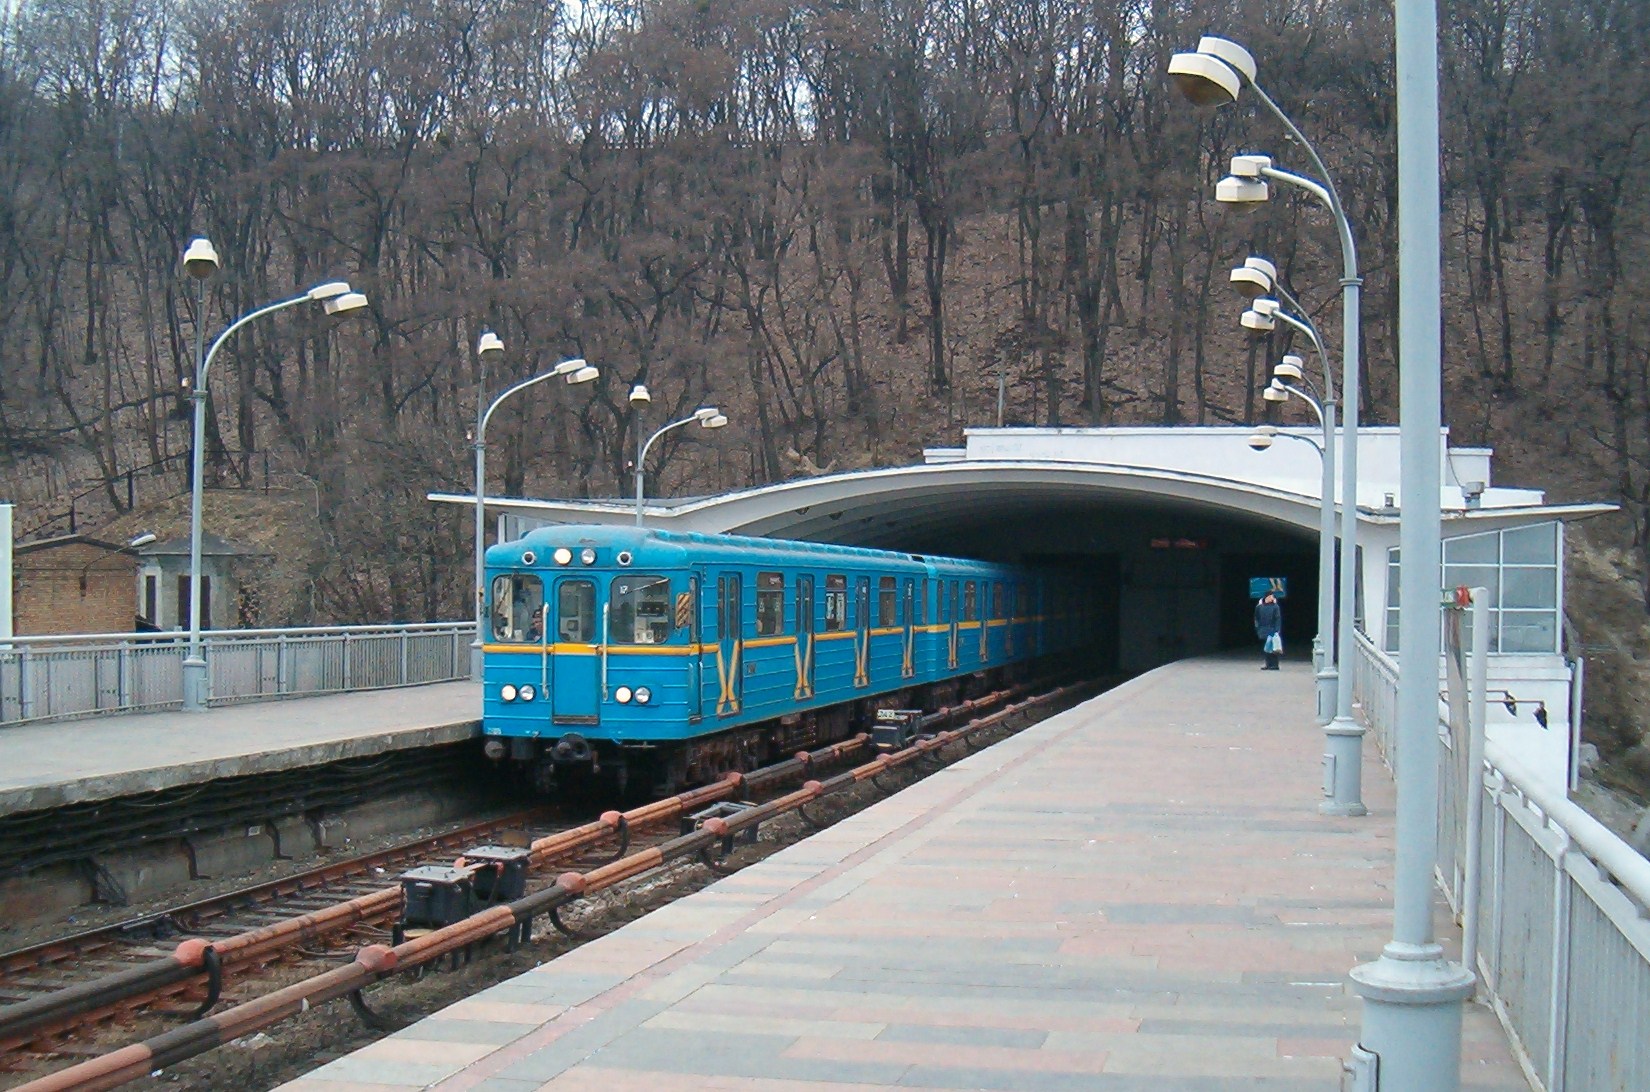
{"left": 181, "top": 276, "right": 211, "bottom": 712}
{"left": 1316, "top": 397, "right": 1338, "bottom": 724}
{"left": 634, "top": 409, "right": 646, "bottom": 526}
{"left": 1245, "top": 95, "right": 1367, "bottom": 813}
{"left": 0, "top": 501, "right": 12, "bottom": 646}
{"left": 471, "top": 375, "right": 487, "bottom": 682}
{"left": 1350, "top": 1, "right": 1474, "bottom": 1085}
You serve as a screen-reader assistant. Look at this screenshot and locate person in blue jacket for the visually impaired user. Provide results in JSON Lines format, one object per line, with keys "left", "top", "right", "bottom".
{"left": 1254, "top": 593, "right": 1282, "bottom": 670}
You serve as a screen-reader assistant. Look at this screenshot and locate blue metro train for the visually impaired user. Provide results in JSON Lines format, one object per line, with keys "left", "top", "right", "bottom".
{"left": 480, "top": 524, "right": 1092, "bottom": 794}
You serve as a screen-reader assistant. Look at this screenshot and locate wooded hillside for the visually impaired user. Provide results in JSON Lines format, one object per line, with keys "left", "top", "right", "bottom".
{"left": 1, "top": 0, "right": 1647, "bottom": 634}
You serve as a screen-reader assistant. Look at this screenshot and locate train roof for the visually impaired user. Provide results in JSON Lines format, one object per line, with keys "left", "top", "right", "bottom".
{"left": 486, "top": 524, "right": 1018, "bottom": 576}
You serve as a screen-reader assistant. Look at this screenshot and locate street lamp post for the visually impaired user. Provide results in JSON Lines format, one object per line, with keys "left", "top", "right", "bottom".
{"left": 1253, "top": 366, "right": 1337, "bottom": 723}
{"left": 179, "top": 238, "right": 367, "bottom": 711}
{"left": 1170, "top": 36, "right": 1366, "bottom": 816}
{"left": 631, "top": 389, "right": 729, "bottom": 525}
{"left": 1350, "top": 1, "right": 1476, "bottom": 1086}
{"left": 471, "top": 347, "right": 598, "bottom": 678}
{"left": 1234, "top": 274, "right": 1340, "bottom": 726}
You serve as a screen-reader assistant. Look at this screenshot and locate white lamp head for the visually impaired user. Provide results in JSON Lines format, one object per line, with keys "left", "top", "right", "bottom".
{"left": 129, "top": 531, "right": 157, "bottom": 548}
{"left": 323, "top": 292, "right": 369, "bottom": 317}
{"left": 1273, "top": 356, "right": 1305, "bottom": 382}
{"left": 182, "top": 237, "right": 219, "bottom": 279}
{"left": 307, "top": 281, "right": 353, "bottom": 301}
{"left": 551, "top": 356, "right": 587, "bottom": 375}
{"left": 1216, "top": 175, "right": 1270, "bottom": 204}
{"left": 629, "top": 384, "right": 652, "bottom": 407}
{"left": 704, "top": 413, "right": 729, "bottom": 429}
{"left": 1229, "top": 260, "right": 1274, "bottom": 298}
{"left": 1240, "top": 308, "right": 1276, "bottom": 333}
{"left": 1247, "top": 432, "right": 1274, "bottom": 451}
{"left": 477, "top": 330, "right": 504, "bottom": 356}
{"left": 567, "top": 365, "right": 599, "bottom": 385}
{"left": 1251, "top": 297, "right": 1282, "bottom": 317}
{"left": 1263, "top": 381, "right": 1290, "bottom": 403}
{"left": 1166, "top": 36, "right": 1256, "bottom": 107}
{"left": 693, "top": 406, "right": 719, "bottom": 422}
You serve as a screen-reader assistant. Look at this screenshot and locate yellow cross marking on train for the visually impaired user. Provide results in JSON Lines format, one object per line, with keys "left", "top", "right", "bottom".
{"left": 715, "top": 640, "right": 742, "bottom": 714}
{"left": 902, "top": 627, "right": 914, "bottom": 677}
{"left": 793, "top": 634, "right": 814, "bottom": 699}
{"left": 948, "top": 628, "right": 958, "bottom": 669}
{"left": 854, "top": 629, "right": 869, "bottom": 687}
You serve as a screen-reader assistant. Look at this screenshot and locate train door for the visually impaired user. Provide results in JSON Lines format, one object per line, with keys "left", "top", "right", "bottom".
{"left": 551, "top": 577, "right": 598, "bottom": 724}
{"left": 947, "top": 580, "right": 959, "bottom": 669}
{"left": 716, "top": 573, "right": 743, "bottom": 716}
{"left": 854, "top": 577, "right": 871, "bottom": 687}
{"left": 795, "top": 575, "right": 815, "bottom": 699}
{"left": 682, "top": 575, "right": 702, "bottom": 721}
{"left": 901, "top": 578, "right": 915, "bottom": 677}
{"left": 970, "top": 577, "right": 983, "bottom": 663}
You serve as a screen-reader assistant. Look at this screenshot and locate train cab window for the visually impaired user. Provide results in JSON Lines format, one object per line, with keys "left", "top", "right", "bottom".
{"left": 491, "top": 574, "right": 544, "bottom": 642}
{"left": 611, "top": 575, "right": 673, "bottom": 644}
{"left": 963, "top": 581, "right": 977, "bottom": 622}
{"left": 756, "top": 572, "right": 785, "bottom": 636}
{"left": 991, "top": 583, "right": 1004, "bottom": 620}
{"left": 824, "top": 575, "right": 847, "bottom": 631}
{"left": 556, "top": 580, "right": 596, "bottom": 643}
{"left": 878, "top": 577, "right": 897, "bottom": 626}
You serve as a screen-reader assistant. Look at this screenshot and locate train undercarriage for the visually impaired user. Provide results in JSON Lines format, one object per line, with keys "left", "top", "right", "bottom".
{"left": 488, "top": 667, "right": 1018, "bottom": 799}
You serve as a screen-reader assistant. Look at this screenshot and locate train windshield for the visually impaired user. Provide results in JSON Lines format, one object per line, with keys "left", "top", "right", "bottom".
{"left": 491, "top": 574, "right": 544, "bottom": 642}
{"left": 611, "top": 575, "right": 673, "bottom": 644}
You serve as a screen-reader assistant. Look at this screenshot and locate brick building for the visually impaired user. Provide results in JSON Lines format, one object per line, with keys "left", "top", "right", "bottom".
{"left": 11, "top": 536, "right": 141, "bottom": 636}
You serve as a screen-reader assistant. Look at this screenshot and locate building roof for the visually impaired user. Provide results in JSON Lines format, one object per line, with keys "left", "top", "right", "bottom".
{"left": 137, "top": 532, "right": 256, "bottom": 558}
{"left": 14, "top": 534, "right": 135, "bottom": 556}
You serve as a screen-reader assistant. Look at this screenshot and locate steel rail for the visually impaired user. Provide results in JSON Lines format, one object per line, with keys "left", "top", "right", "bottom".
{"left": 11, "top": 678, "right": 1086, "bottom": 1089}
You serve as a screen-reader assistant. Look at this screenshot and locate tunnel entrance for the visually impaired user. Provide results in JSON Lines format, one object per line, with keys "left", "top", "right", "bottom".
{"left": 1219, "top": 549, "right": 1321, "bottom": 656}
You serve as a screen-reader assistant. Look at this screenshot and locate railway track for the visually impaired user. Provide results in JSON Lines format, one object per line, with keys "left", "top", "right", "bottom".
{"left": 0, "top": 678, "right": 1093, "bottom": 1089}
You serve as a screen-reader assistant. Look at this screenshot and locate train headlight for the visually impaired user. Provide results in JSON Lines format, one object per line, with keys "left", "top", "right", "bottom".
{"left": 580, "top": 547, "right": 597, "bottom": 565}
{"left": 500, "top": 684, "right": 518, "bottom": 702}
{"left": 518, "top": 684, "right": 536, "bottom": 702}
{"left": 634, "top": 686, "right": 652, "bottom": 705}
{"left": 614, "top": 686, "right": 633, "bottom": 704}
{"left": 553, "top": 547, "right": 573, "bottom": 565}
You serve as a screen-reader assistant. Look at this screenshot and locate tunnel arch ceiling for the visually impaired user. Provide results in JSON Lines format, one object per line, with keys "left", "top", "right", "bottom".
{"left": 446, "top": 462, "right": 1326, "bottom": 560}
{"left": 718, "top": 463, "right": 1320, "bottom": 558}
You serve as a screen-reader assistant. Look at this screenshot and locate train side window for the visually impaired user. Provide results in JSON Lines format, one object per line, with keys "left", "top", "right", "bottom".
{"left": 611, "top": 575, "right": 673, "bottom": 644}
{"left": 1016, "top": 584, "right": 1029, "bottom": 617}
{"left": 491, "top": 574, "right": 544, "bottom": 642}
{"left": 991, "top": 582, "right": 1004, "bottom": 620}
{"left": 878, "top": 577, "right": 896, "bottom": 626}
{"left": 757, "top": 572, "right": 785, "bottom": 636}
{"left": 963, "top": 581, "right": 977, "bottom": 622}
{"left": 824, "top": 575, "right": 847, "bottom": 631}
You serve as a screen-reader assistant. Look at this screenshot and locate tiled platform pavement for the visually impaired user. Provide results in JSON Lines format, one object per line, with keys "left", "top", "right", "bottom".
{"left": 0, "top": 681, "right": 479, "bottom": 815}
{"left": 279, "top": 658, "right": 1530, "bottom": 1091}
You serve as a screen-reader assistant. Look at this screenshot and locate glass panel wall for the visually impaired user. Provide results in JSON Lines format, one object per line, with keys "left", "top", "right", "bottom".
{"left": 1383, "top": 521, "right": 1560, "bottom": 654}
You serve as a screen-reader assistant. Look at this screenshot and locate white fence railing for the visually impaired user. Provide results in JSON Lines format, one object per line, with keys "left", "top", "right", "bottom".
{"left": 0, "top": 623, "right": 475, "bottom": 726}
{"left": 1352, "top": 632, "right": 1650, "bottom": 1092}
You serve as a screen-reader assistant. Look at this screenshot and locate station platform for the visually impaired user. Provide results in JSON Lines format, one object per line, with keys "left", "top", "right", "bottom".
{"left": 280, "top": 660, "right": 1529, "bottom": 1091}
{"left": 0, "top": 682, "right": 479, "bottom": 817}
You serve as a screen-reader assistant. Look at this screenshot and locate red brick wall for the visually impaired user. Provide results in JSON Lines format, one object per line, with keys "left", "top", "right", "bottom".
{"left": 13, "top": 544, "right": 135, "bottom": 636}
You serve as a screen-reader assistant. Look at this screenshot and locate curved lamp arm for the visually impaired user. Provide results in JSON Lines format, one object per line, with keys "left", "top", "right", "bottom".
{"left": 1276, "top": 381, "right": 1325, "bottom": 426}
{"left": 198, "top": 293, "right": 310, "bottom": 389}
{"left": 480, "top": 370, "right": 561, "bottom": 439}
{"left": 639, "top": 414, "right": 704, "bottom": 470}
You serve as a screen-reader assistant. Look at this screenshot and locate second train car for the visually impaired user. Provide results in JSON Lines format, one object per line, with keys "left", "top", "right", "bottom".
{"left": 480, "top": 524, "right": 1090, "bottom": 794}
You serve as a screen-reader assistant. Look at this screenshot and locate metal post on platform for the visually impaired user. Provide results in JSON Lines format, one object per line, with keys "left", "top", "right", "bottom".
{"left": 0, "top": 501, "right": 12, "bottom": 649}
{"left": 1349, "top": 3, "right": 1475, "bottom": 1086}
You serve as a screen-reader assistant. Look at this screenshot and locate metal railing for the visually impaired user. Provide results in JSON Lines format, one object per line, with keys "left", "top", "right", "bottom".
{"left": 1352, "top": 632, "right": 1650, "bottom": 1092}
{"left": 0, "top": 623, "right": 475, "bottom": 726}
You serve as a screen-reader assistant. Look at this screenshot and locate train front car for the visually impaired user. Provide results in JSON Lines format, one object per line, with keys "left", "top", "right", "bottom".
{"left": 481, "top": 525, "right": 696, "bottom": 794}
